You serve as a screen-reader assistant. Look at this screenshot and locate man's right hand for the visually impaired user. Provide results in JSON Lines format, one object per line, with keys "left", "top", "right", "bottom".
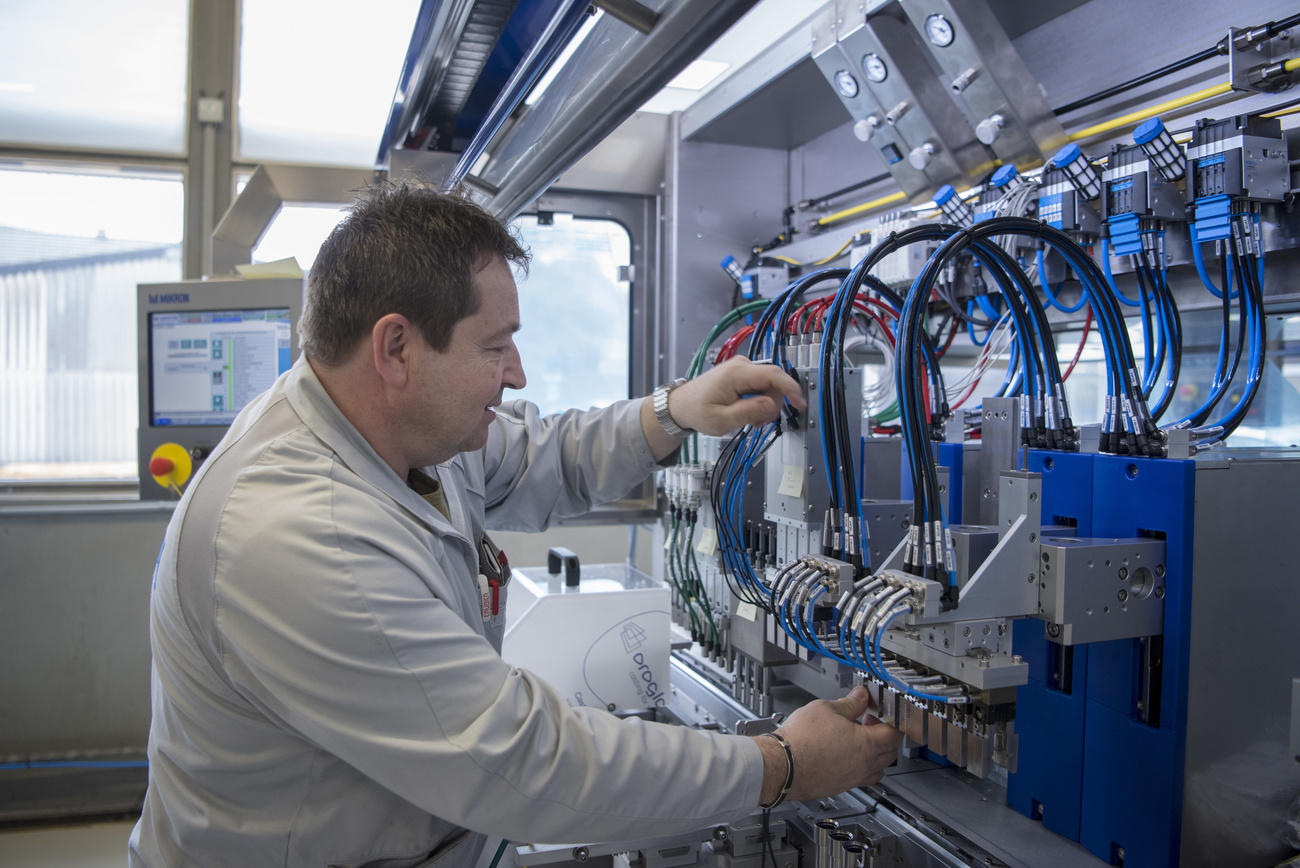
{"left": 752, "top": 687, "right": 903, "bottom": 806}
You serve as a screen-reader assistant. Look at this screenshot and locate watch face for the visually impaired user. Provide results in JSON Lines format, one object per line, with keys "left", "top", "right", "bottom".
{"left": 834, "top": 69, "right": 859, "bottom": 99}
{"left": 862, "top": 53, "right": 888, "bottom": 83}
{"left": 925, "top": 13, "right": 955, "bottom": 46}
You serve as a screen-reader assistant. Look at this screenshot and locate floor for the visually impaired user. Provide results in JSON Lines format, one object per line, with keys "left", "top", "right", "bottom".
{"left": 0, "top": 821, "right": 134, "bottom": 868}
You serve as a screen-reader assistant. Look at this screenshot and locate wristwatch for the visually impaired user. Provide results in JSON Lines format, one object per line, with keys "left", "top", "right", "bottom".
{"left": 652, "top": 378, "right": 692, "bottom": 437}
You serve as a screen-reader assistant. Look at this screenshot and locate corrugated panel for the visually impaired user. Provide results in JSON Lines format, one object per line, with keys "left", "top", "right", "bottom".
{"left": 430, "top": 0, "right": 518, "bottom": 123}
{"left": 0, "top": 248, "right": 179, "bottom": 470}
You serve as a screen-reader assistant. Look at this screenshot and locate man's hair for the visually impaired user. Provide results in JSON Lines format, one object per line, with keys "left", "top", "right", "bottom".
{"left": 300, "top": 181, "right": 530, "bottom": 365}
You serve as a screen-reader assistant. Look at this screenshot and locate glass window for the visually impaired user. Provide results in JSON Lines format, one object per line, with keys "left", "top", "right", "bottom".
{"left": 244, "top": 209, "right": 634, "bottom": 418}
{"left": 0, "top": 0, "right": 189, "bottom": 154}
{"left": 237, "top": 0, "right": 420, "bottom": 166}
{"left": 252, "top": 205, "right": 347, "bottom": 271}
{"left": 509, "top": 215, "right": 632, "bottom": 414}
{"left": 0, "top": 166, "right": 183, "bottom": 481}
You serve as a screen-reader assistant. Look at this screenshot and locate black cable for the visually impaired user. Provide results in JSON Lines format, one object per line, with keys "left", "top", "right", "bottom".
{"left": 1213, "top": 219, "right": 1268, "bottom": 439}
{"left": 799, "top": 171, "right": 894, "bottom": 211}
{"left": 1053, "top": 13, "right": 1300, "bottom": 116}
{"left": 761, "top": 808, "right": 777, "bottom": 867}
{"left": 1054, "top": 46, "right": 1222, "bottom": 116}
{"left": 1134, "top": 263, "right": 1162, "bottom": 401}
{"left": 1150, "top": 260, "right": 1182, "bottom": 422}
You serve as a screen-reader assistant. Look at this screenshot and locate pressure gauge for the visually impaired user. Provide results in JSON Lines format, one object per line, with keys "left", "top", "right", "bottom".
{"left": 925, "top": 13, "right": 955, "bottom": 47}
{"left": 834, "top": 69, "right": 859, "bottom": 98}
{"left": 861, "top": 53, "right": 888, "bottom": 83}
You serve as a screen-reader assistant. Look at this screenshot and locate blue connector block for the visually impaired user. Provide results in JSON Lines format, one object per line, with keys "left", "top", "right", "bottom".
{"left": 1193, "top": 193, "right": 1232, "bottom": 242}
{"left": 1106, "top": 212, "right": 1142, "bottom": 256}
{"left": 1007, "top": 449, "right": 1097, "bottom": 841}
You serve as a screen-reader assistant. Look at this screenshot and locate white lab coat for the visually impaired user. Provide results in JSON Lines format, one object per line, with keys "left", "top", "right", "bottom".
{"left": 128, "top": 359, "right": 762, "bottom": 867}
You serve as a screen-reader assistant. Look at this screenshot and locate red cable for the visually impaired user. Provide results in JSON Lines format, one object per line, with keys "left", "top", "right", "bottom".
{"left": 1061, "top": 307, "right": 1093, "bottom": 382}
{"left": 715, "top": 324, "right": 756, "bottom": 364}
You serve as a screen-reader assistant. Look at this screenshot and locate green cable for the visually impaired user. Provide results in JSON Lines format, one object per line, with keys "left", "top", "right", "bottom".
{"left": 682, "top": 518, "right": 719, "bottom": 645}
{"left": 488, "top": 839, "right": 509, "bottom": 868}
{"left": 668, "top": 516, "right": 702, "bottom": 635}
{"left": 686, "top": 537, "right": 719, "bottom": 645}
{"left": 869, "top": 400, "right": 900, "bottom": 424}
{"left": 687, "top": 299, "right": 772, "bottom": 378}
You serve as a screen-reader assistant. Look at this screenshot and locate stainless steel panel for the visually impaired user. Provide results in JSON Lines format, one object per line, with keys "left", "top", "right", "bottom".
{"left": 211, "top": 165, "right": 379, "bottom": 275}
{"left": 1292, "top": 678, "right": 1300, "bottom": 767}
{"left": 809, "top": 4, "right": 931, "bottom": 200}
{"left": 661, "top": 115, "right": 788, "bottom": 380}
{"left": 479, "top": 0, "right": 760, "bottom": 221}
{"left": 898, "top": 0, "right": 1067, "bottom": 167}
{"left": 880, "top": 628, "right": 1027, "bottom": 690}
{"left": 0, "top": 502, "right": 170, "bottom": 821}
{"left": 975, "top": 397, "right": 1020, "bottom": 526}
{"left": 846, "top": 9, "right": 989, "bottom": 183}
{"left": 1037, "top": 537, "right": 1166, "bottom": 644}
{"left": 1183, "top": 455, "right": 1300, "bottom": 867}
{"left": 949, "top": 524, "right": 998, "bottom": 582}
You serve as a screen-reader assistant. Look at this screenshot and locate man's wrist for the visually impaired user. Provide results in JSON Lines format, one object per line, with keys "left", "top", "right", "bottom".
{"left": 752, "top": 733, "right": 792, "bottom": 808}
{"left": 651, "top": 378, "right": 692, "bottom": 438}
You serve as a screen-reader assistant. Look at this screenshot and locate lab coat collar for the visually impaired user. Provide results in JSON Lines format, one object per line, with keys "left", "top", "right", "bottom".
{"left": 282, "top": 357, "right": 474, "bottom": 549}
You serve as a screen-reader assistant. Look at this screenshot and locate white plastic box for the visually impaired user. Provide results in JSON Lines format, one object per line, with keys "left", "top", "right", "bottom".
{"left": 502, "top": 563, "right": 670, "bottom": 711}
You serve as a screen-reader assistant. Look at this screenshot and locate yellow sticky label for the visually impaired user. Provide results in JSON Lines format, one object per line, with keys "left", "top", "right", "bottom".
{"left": 778, "top": 464, "right": 805, "bottom": 497}
{"left": 736, "top": 601, "right": 759, "bottom": 622}
{"left": 695, "top": 527, "right": 718, "bottom": 556}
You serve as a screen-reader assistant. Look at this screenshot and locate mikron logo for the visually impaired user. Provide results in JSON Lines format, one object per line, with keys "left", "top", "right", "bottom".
{"left": 149, "top": 293, "right": 190, "bottom": 304}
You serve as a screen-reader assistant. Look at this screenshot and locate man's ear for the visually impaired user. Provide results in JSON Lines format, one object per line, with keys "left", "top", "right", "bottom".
{"left": 371, "top": 313, "right": 417, "bottom": 388}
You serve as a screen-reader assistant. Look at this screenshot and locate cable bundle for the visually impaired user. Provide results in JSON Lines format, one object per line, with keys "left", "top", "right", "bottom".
{"left": 1171, "top": 210, "right": 1268, "bottom": 445}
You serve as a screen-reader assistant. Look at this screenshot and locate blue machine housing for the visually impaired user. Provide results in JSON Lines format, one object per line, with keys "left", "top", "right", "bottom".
{"left": 1009, "top": 449, "right": 1197, "bottom": 867}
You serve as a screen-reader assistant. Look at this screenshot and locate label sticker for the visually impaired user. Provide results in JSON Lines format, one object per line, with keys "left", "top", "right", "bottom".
{"left": 695, "top": 526, "right": 718, "bottom": 556}
{"left": 778, "top": 464, "right": 805, "bottom": 497}
{"left": 736, "top": 601, "right": 759, "bottom": 622}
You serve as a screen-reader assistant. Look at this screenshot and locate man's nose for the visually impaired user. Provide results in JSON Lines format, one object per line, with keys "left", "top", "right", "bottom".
{"left": 504, "top": 342, "right": 526, "bottom": 391}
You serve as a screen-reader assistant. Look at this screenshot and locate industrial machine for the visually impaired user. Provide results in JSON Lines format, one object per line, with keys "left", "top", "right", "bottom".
{"left": 423, "top": 2, "right": 1300, "bottom": 866}
{"left": 135, "top": 277, "right": 303, "bottom": 499}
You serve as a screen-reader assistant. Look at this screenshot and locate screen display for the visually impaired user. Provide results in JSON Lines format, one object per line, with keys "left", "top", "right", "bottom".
{"left": 150, "top": 308, "right": 292, "bottom": 426}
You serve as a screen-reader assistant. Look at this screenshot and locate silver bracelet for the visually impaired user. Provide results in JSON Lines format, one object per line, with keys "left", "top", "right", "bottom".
{"left": 759, "top": 731, "right": 795, "bottom": 810}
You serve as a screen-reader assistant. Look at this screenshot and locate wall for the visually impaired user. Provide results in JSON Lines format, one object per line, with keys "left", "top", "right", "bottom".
{"left": 0, "top": 499, "right": 650, "bottom": 822}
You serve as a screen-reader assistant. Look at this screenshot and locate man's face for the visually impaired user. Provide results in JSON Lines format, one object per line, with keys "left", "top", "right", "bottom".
{"left": 408, "top": 255, "right": 526, "bottom": 465}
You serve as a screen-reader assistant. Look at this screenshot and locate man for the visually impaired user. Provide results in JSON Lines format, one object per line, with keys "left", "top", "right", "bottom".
{"left": 129, "top": 183, "right": 902, "bottom": 867}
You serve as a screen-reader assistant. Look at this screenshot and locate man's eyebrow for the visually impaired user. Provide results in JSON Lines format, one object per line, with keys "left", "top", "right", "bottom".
{"left": 484, "top": 323, "right": 520, "bottom": 340}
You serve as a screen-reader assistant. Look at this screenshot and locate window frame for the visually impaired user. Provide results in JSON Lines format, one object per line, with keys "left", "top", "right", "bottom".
{"left": 525, "top": 189, "right": 660, "bottom": 524}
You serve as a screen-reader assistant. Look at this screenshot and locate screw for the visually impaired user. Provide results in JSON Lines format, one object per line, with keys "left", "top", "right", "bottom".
{"left": 1118, "top": 566, "right": 1129, "bottom": 580}
{"left": 713, "top": 826, "right": 729, "bottom": 841}
{"left": 1155, "top": 586, "right": 1166, "bottom": 599}
{"left": 1047, "top": 623, "right": 1061, "bottom": 638}
{"left": 1155, "top": 564, "right": 1166, "bottom": 578}
{"left": 572, "top": 846, "right": 589, "bottom": 862}
{"left": 983, "top": 624, "right": 991, "bottom": 635}
{"left": 1118, "top": 589, "right": 1128, "bottom": 603}
{"left": 963, "top": 626, "right": 971, "bottom": 637}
